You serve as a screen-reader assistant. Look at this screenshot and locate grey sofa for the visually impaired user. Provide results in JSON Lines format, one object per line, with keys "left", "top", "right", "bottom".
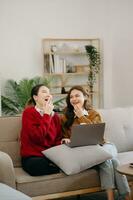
{"left": 0, "top": 107, "right": 133, "bottom": 199}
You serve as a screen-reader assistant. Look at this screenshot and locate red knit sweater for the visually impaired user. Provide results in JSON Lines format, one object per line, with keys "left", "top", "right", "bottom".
{"left": 20, "top": 107, "right": 62, "bottom": 157}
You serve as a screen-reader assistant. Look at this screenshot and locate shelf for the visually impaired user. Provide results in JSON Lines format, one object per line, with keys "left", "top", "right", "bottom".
{"left": 50, "top": 84, "right": 89, "bottom": 89}
{"left": 47, "top": 51, "right": 87, "bottom": 55}
{"left": 45, "top": 72, "right": 88, "bottom": 76}
{"left": 42, "top": 38, "right": 102, "bottom": 108}
{"left": 42, "top": 38, "right": 100, "bottom": 42}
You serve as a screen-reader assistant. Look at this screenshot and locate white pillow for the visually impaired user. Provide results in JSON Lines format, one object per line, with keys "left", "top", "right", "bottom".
{"left": 42, "top": 144, "right": 112, "bottom": 175}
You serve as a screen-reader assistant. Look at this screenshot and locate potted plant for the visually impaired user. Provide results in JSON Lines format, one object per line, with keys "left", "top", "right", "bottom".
{"left": 85, "top": 45, "right": 101, "bottom": 92}
{"left": 1, "top": 76, "right": 64, "bottom": 116}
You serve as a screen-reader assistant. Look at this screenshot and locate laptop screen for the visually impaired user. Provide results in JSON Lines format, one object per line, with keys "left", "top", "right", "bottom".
{"left": 69, "top": 123, "right": 105, "bottom": 147}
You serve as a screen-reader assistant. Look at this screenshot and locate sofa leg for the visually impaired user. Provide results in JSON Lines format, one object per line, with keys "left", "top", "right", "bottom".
{"left": 77, "top": 195, "right": 80, "bottom": 200}
{"left": 128, "top": 182, "right": 133, "bottom": 200}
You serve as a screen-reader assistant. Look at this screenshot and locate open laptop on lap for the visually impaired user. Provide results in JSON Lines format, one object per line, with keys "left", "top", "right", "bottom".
{"left": 67, "top": 123, "right": 105, "bottom": 148}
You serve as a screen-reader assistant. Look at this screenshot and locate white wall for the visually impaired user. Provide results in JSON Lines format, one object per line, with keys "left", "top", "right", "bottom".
{"left": 0, "top": 0, "right": 133, "bottom": 108}
{"left": 111, "top": 1, "right": 133, "bottom": 107}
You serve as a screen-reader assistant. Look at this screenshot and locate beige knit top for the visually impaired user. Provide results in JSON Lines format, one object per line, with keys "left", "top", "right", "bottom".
{"left": 61, "top": 109, "right": 102, "bottom": 139}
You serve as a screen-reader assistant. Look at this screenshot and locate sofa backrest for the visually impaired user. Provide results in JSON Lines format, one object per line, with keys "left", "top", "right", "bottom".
{"left": 0, "top": 107, "right": 133, "bottom": 167}
{"left": 0, "top": 116, "right": 21, "bottom": 167}
{"left": 98, "top": 107, "right": 133, "bottom": 153}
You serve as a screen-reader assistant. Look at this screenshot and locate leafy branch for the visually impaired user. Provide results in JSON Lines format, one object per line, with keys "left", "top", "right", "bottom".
{"left": 85, "top": 45, "right": 101, "bottom": 89}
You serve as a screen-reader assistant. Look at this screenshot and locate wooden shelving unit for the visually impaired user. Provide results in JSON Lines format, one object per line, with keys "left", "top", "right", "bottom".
{"left": 42, "top": 38, "right": 102, "bottom": 109}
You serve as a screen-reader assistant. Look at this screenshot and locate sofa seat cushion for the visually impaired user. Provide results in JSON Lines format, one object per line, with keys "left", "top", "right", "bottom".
{"left": 15, "top": 167, "right": 100, "bottom": 197}
{"left": 15, "top": 167, "right": 64, "bottom": 183}
{"left": 0, "top": 183, "right": 31, "bottom": 200}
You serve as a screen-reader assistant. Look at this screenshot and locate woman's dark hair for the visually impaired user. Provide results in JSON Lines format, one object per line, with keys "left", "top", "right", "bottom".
{"left": 64, "top": 85, "right": 92, "bottom": 129}
{"left": 26, "top": 84, "right": 45, "bottom": 107}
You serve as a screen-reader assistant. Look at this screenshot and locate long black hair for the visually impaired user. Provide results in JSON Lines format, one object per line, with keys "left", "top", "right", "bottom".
{"left": 26, "top": 84, "right": 45, "bottom": 107}
{"left": 64, "top": 85, "right": 92, "bottom": 129}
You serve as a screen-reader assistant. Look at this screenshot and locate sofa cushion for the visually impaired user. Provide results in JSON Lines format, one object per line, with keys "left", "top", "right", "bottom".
{"left": 0, "top": 183, "right": 31, "bottom": 200}
{"left": 0, "top": 116, "right": 21, "bottom": 167}
{"left": 43, "top": 144, "right": 112, "bottom": 175}
{"left": 15, "top": 167, "right": 64, "bottom": 184}
{"left": 98, "top": 107, "right": 133, "bottom": 152}
{"left": 15, "top": 167, "right": 100, "bottom": 197}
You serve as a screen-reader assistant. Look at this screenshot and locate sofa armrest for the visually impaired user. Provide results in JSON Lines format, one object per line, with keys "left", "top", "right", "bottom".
{"left": 0, "top": 151, "right": 16, "bottom": 188}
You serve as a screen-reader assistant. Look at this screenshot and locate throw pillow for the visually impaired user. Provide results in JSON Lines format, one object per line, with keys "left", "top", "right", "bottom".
{"left": 42, "top": 144, "right": 112, "bottom": 175}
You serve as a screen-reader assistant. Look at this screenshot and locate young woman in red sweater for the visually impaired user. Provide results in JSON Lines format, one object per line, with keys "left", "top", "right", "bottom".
{"left": 20, "top": 84, "right": 62, "bottom": 176}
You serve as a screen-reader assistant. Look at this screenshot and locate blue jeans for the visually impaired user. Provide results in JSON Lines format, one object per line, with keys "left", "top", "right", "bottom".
{"left": 98, "top": 143, "right": 130, "bottom": 197}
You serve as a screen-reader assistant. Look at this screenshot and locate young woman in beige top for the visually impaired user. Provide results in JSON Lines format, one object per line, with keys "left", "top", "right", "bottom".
{"left": 61, "top": 85, "right": 130, "bottom": 200}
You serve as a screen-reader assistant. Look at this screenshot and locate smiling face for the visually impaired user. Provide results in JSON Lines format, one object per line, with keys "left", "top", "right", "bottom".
{"left": 69, "top": 89, "right": 85, "bottom": 109}
{"left": 33, "top": 85, "right": 52, "bottom": 108}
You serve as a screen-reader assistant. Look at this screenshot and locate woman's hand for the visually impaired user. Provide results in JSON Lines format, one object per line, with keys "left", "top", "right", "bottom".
{"left": 61, "top": 138, "right": 71, "bottom": 144}
{"left": 74, "top": 105, "right": 84, "bottom": 118}
{"left": 43, "top": 95, "right": 54, "bottom": 115}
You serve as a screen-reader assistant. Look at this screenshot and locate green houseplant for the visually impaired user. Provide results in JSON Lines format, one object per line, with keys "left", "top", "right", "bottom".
{"left": 1, "top": 76, "right": 65, "bottom": 116}
{"left": 85, "top": 45, "right": 101, "bottom": 93}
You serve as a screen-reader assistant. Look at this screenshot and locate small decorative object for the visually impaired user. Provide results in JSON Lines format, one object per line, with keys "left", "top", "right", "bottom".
{"left": 85, "top": 45, "right": 101, "bottom": 100}
{"left": 61, "top": 87, "right": 67, "bottom": 94}
{"left": 60, "top": 76, "right": 69, "bottom": 94}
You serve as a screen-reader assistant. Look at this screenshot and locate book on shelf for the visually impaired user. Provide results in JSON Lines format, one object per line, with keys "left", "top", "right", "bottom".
{"left": 50, "top": 45, "right": 66, "bottom": 73}
{"left": 44, "top": 53, "right": 55, "bottom": 73}
{"left": 50, "top": 54, "right": 54, "bottom": 73}
{"left": 44, "top": 54, "right": 50, "bottom": 73}
{"left": 53, "top": 55, "right": 66, "bottom": 73}
{"left": 54, "top": 55, "right": 61, "bottom": 73}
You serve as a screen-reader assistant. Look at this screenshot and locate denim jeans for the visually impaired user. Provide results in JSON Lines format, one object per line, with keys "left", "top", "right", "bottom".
{"left": 98, "top": 143, "right": 130, "bottom": 197}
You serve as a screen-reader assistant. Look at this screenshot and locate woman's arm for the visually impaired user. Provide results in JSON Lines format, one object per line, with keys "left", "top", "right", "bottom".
{"left": 78, "top": 110, "right": 102, "bottom": 124}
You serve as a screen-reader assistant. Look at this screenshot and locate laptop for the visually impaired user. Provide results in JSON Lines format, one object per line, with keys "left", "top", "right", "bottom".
{"left": 67, "top": 123, "right": 105, "bottom": 148}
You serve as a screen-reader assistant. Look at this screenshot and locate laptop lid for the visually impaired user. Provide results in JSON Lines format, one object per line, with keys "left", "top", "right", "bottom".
{"left": 68, "top": 123, "right": 105, "bottom": 147}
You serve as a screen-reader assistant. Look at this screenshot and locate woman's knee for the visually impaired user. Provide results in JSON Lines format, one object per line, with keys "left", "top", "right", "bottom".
{"left": 111, "top": 158, "right": 120, "bottom": 168}
{"left": 102, "top": 143, "right": 118, "bottom": 158}
{"left": 99, "top": 159, "right": 113, "bottom": 170}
